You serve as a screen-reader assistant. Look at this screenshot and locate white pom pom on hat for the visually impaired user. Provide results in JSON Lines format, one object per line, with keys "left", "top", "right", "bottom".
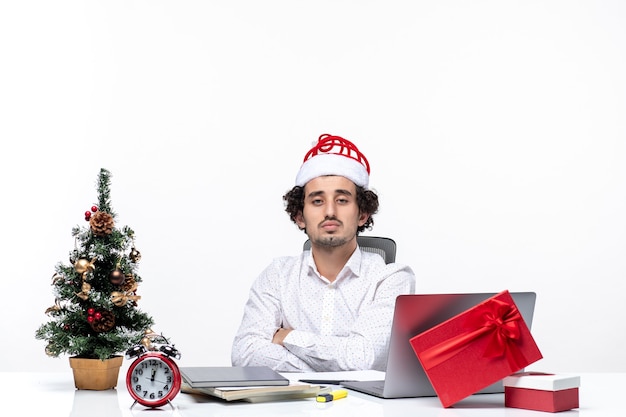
{"left": 295, "top": 134, "right": 370, "bottom": 189}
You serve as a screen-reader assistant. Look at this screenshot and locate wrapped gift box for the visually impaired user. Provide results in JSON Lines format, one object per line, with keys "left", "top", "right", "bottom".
{"left": 503, "top": 372, "right": 580, "bottom": 412}
{"left": 409, "top": 290, "right": 543, "bottom": 407}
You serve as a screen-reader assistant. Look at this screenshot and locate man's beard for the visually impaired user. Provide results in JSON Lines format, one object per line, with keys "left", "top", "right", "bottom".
{"left": 313, "top": 235, "right": 349, "bottom": 248}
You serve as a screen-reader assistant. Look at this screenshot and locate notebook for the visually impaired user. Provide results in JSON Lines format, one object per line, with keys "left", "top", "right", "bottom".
{"left": 179, "top": 366, "right": 290, "bottom": 388}
{"left": 341, "top": 292, "right": 537, "bottom": 399}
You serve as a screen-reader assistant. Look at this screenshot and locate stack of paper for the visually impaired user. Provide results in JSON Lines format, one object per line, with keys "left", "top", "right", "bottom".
{"left": 182, "top": 382, "right": 327, "bottom": 402}
{"left": 179, "top": 366, "right": 326, "bottom": 402}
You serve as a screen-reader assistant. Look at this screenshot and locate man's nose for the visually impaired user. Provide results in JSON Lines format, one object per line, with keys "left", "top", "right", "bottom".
{"left": 324, "top": 201, "right": 337, "bottom": 217}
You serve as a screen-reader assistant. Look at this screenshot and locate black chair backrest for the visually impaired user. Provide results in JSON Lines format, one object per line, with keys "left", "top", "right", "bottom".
{"left": 303, "top": 236, "right": 396, "bottom": 264}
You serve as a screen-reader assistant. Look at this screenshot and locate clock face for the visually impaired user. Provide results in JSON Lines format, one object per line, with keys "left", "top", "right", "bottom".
{"left": 126, "top": 352, "right": 181, "bottom": 408}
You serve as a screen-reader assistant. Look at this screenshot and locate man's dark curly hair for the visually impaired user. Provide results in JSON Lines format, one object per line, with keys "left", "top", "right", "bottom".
{"left": 283, "top": 183, "right": 379, "bottom": 234}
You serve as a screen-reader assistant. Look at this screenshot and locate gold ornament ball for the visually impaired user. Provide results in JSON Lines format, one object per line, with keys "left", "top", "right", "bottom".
{"left": 74, "top": 258, "right": 95, "bottom": 274}
{"left": 130, "top": 248, "right": 142, "bottom": 262}
{"left": 141, "top": 337, "right": 153, "bottom": 350}
{"left": 45, "top": 343, "right": 56, "bottom": 357}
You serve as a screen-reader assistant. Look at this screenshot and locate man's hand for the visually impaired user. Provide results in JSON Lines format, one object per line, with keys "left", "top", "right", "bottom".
{"left": 272, "top": 327, "right": 292, "bottom": 346}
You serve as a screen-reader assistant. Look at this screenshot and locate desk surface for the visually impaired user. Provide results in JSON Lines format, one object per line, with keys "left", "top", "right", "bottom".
{"left": 2, "top": 371, "right": 621, "bottom": 416}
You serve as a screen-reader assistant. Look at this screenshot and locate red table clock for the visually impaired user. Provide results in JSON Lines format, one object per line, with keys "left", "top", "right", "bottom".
{"left": 125, "top": 342, "right": 182, "bottom": 409}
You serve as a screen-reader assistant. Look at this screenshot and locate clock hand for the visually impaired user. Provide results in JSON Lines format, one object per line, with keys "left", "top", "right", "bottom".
{"left": 150, "top": 368, "right": 156, "bottom": 382}
{"left": 152, "top": 378, "right": 169, "bottom": 385}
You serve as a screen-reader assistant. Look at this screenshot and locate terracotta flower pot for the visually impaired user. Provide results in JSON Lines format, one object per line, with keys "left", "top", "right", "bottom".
{"left": 69, "top": 355, "right": 123, "bottom": 390}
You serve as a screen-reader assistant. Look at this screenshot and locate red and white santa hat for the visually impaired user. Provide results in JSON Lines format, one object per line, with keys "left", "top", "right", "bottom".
{"left": 295, "top": 134, "right": 370, "bottom": 189}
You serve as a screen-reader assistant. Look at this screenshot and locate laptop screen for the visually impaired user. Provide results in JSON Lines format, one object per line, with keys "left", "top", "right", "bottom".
{"left": 381, "top": 292, "right": 537, "bottom": 398}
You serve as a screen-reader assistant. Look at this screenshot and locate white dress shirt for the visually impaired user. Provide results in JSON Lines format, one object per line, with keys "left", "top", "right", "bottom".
{"left": 231, "top": 247, "right": 416, "bottom": 372}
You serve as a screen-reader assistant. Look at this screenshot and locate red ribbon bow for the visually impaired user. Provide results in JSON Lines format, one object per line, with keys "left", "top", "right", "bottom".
{"left": 419, "top": 298, "right": 527, "bottom": 371}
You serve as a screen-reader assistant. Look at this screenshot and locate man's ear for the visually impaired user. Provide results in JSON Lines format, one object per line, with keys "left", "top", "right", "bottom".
{"left": 295, "top": 211, "right": 306, "bottom": 230}
{"left": 358, "top": 212, "right": 370, "bottom": 226}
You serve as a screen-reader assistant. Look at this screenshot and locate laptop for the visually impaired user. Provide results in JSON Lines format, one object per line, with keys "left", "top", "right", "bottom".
{"left": 341, "top": 292, "right": 537, "bottom": 399}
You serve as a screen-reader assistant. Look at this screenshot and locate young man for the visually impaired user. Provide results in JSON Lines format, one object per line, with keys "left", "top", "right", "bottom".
{"left": 231, "top": 134, "right": 415, "bottom": 371}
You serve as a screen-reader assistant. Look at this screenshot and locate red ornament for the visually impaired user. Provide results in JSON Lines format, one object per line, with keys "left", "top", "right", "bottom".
{"left": 87, "top": 308, "right": 95, "bottom": 315}
{"left": 94, "top": 312, "right": 102, "bottom": 320}
{"left": 84, "top": 206, "right": 97, "bottom": 221}
{"left": 87, "top": 315, "right": 94, "bottom": 323}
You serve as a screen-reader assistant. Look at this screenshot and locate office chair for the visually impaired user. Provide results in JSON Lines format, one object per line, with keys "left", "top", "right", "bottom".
{"left": 303, "top": 236, "right": 396, "bottom": 264}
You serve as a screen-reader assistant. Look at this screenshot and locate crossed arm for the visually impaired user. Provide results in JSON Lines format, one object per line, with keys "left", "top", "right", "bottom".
{"left": 231, "top": 261, "right": 415, "bottom": 372}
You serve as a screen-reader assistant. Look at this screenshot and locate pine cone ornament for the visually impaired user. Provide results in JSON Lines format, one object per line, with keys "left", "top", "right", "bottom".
{"left": 89, "top": 211, "right": 115, "bottom": 236}
{"left": 90, "top": 310, "right": 115, "bottom": 332}
{"left": 122, "top": 275, "right": 137, "bottom": 292}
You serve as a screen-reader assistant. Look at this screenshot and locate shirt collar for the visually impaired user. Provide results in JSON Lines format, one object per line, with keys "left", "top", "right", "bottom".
{"left": 306, "top": 245, "right": 363, "bottom": 281}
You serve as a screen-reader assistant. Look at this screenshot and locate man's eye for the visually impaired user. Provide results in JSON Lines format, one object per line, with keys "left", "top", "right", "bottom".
{"left": 312, "top": 199, "right": 323, "bottom": 205}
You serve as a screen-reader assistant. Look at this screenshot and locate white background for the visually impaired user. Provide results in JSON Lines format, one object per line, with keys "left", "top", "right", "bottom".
{"left": 1, "top": 1, "right": 624, "bottom": 373}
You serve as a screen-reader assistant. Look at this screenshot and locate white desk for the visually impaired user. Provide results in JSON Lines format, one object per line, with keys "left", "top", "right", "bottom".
{"left": 2, "top": 371, "right": 622, "bottom": 416}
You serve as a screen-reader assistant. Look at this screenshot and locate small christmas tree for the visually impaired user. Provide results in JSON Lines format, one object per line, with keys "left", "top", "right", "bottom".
{"left": 36, "top": 168, "right": 155, "bottom": 360}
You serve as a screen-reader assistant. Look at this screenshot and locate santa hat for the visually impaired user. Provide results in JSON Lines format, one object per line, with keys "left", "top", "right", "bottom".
{"left": 295, "top": 134, "right": 370, "bottom": 189}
